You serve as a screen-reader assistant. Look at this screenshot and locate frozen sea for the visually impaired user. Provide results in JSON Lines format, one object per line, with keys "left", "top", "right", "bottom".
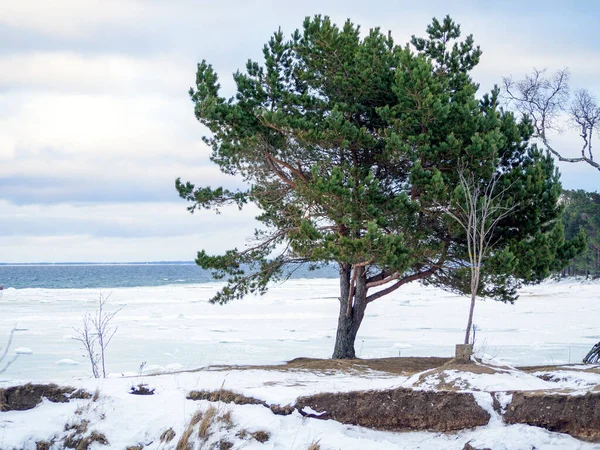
{"left": 1, "top": 263, "right": 599, "bottom": 382}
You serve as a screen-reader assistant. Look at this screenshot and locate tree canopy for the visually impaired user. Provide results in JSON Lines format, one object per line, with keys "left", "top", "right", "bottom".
{"left": 178, "top": 15, "right": 583, "bottom": 358}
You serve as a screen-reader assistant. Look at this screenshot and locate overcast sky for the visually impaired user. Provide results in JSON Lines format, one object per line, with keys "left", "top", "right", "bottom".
{"left": 1, "top": 0, "right": 599, "bottom": 263}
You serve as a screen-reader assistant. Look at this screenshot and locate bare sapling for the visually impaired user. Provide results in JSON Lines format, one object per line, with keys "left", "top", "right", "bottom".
{"left": 445, "top": 167, "right": 518, "bottom": 345}
{"left": 73, "top": 313, "right": 100, "bottom": 378}
{"left": 73, "top": 293, "right": 124, "bottom": 378}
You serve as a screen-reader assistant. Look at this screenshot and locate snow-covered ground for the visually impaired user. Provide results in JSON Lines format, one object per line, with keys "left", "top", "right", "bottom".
{"left": 3, "top": 359, "right": 600, "bottom": 449}
{"left": 2, "top": 278, "right": 600, "bottom": 449}
{"left": 1, "top": 278, "right": 599, "bottom": 382}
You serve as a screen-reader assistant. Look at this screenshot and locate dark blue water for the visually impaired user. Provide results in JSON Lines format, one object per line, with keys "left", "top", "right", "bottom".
{"left": 0, "top": 263, "right": 338, "bottom": 289}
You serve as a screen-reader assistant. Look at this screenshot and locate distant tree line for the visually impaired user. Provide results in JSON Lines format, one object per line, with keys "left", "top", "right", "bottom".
{"left": 561, "top": 189, "right": 600, "bottom": 277}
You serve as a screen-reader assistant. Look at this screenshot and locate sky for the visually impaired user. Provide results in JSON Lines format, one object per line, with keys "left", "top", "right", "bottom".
{"left": 0, "top": 0, "right": 599, "bottom": 263}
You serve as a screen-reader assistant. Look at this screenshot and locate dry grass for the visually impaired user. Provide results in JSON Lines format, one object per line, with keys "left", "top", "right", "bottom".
{"left": 176, "top": 410, "right": 204, "bottom": 450}
{"left": 64, "top": 419, "right": 89, "bottom": 434}
{"left": 251, "top": 430, "right": 270, "bottom": 443}
{"left": 175, "top": 425, "right": 194, "bottom": 450}
{"left": 187, "top": 389, "right": 265, "bottom": 406}
{"left": 198, "top": 405, "right": 217, "bottom": 440}
{"left": 160, "top": 427, "right": 176, "bottom": 443}
{"left": 183, "top": 356, "right": 450, "bottom": 376}
{"left": 307, "top": 440, "right": 321, "bottom": 450}
{"left": 220, "top": 410, "right": 234, "bottom": 429}
{"left": 63, "top": 428, "right": 108, "bottom": 449}
{"left": 176, "top": 405, "right": 233, "bottom": 449}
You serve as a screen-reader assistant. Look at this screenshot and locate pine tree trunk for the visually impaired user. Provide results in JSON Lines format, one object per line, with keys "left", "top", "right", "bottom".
{"left": 332, "top": 264, "right": 368, "bottom": 359}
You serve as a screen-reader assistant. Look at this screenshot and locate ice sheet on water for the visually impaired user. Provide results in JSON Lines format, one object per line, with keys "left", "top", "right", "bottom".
{"left": 2, "top": 278, "right": 600, "bottom": 380}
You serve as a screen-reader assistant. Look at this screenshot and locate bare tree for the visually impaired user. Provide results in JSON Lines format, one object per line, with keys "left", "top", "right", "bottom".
{"left": 444, "top": 168, "right": 518, "bottom": 344}
{"left": 504, "top": 68, "right": 600, "bottom": 172}
{"left": 73, "top": 293, "right": 123, "bottom": 378}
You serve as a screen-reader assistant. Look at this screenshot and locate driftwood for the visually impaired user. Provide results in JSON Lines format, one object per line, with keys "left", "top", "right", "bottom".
{"left": 583, "top": 341, "right": 600, "bottom": 364}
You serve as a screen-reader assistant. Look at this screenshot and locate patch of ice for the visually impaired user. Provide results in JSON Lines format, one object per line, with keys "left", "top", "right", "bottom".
{"left": 56, "top": 359, "right": 79, "bottom": 365}
{"left": 392, "top": 343, "right": 413, "bottom": 349}
{"left": 141, "top": 364, "right": 164, "bottom": 375}
{"left": 14, "top": 347, "right": 33, "bottom": 355}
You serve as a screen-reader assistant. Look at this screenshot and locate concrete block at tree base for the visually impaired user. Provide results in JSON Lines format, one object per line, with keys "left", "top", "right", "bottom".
{"left": 455, "top": 344, "right": 474, "bottom": 363}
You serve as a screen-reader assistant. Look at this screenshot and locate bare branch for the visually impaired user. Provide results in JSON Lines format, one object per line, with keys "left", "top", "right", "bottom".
{"left": 0, "top": 328, "right": 20, "bottom": 375}
{"left": 504, "top": 68, "right": 600, "bottom": 172}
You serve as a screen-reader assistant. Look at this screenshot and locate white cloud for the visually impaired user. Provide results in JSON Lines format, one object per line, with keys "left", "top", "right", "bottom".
{"left": 0, "top": 0, "right": 598, "bottom": 262}
{"left": 0, "top": 0, "right": 157, "bottom": 38}
{"left": 0, "top": 52, "right": 194, "bottom": 95}
{"left": 0, "top": 200, "right": 260, "bottom": 262}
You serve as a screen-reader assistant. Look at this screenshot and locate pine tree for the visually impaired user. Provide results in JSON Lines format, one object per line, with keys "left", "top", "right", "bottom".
{"left": 177, "top": 16, "right": 583, "bottom": 358}
{"left": 562, "top": 189, "right": 600, "bottom": 276}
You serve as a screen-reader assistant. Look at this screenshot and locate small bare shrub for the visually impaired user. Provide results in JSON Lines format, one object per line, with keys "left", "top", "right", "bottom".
{"left": 73, "top": 293, "right": 123, "bottom": 378}
{"left": 130, "top": 384, "right": 155, "bottom": 395}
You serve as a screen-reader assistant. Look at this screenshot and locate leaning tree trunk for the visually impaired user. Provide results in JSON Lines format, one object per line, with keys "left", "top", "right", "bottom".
{"left": 332, "top": 264, "right": 368, "bottom": 359}
{"left": 464, "top": 268, "right": 480, "bottom": 345}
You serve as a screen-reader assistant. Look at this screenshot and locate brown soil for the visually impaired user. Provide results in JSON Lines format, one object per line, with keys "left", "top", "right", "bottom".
{"left": 0, "top": 383, "right": 90, "bottom": 411}
{"left": 519, "top": 364, "right": 600, "bottom": 375}
{"left": 504, "top": 391, "right": 600, "bottom": 442}
{"left": 206, "top": 356, "right": 451, "bottom": 375}
{"left": 295, "top": 387, "right": 490, "bottom": 432}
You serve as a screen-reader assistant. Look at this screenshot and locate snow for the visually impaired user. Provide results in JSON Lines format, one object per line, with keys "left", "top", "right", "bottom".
{"left": 1, "top": 368, "right": 597, "bottom": 449}
{"left": 416, "top": 367, "right": 554, "bottom": 392}
{"left": 1, "top": 278, "right": 600, "bottom": 449}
